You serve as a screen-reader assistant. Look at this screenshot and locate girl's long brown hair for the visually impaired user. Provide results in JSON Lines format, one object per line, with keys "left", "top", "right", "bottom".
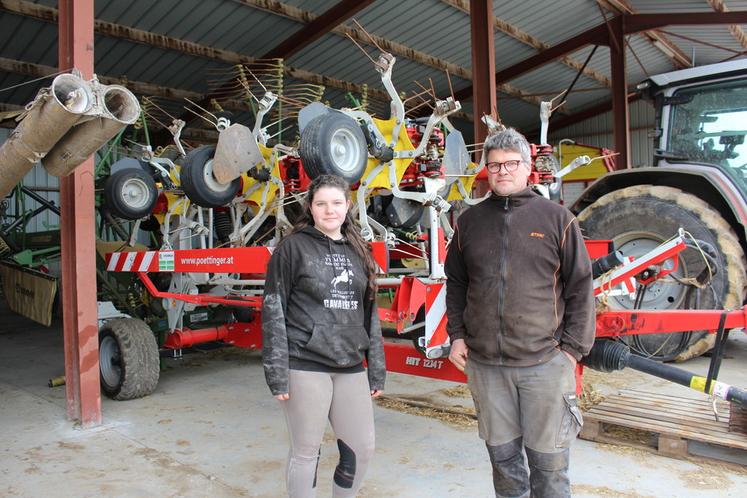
{"left": 288, "top": 174, "right": 378, "bottom": 298}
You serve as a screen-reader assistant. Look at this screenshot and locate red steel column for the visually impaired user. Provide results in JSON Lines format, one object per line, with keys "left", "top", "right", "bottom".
{"left": 470, "top": 0, "right": 496, "bottom": 159}
{"left": 58, "top": 0, "right": 101, "bottom": 426}
{"left": 610, "top": 16, "right": 630, "bottom": 169}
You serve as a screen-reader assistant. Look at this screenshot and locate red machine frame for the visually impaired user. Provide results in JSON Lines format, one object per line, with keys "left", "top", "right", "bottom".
{"left": 106, "top": 230, "right": 747, "bottom": 389}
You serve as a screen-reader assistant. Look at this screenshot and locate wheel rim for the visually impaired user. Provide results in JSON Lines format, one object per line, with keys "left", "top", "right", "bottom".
{"left": 121, "top": 177, "right": 151, "bottom": 209}
{"left": 202, "top": 159, "right": 232, "bottom": 193}
{"left": 100, "top": 335, "right": 122, "bottom": 388}
{"left": 329, "top": 128, "right": 362, "bottom": 174}
{"left": 607, "top": 232, "right": 688, "bottom": 310}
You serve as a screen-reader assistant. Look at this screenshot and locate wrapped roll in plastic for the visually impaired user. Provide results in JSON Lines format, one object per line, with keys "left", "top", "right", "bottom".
{"left": 43, "top": 84, "right": 140, "bottom": 177}
{"left": 0, "top": 73, "right": 93, "bottom": 198}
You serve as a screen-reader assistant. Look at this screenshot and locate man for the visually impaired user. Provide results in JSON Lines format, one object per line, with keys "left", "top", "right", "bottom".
{"left": 445, "top": 128, "right": 595, "bottom": 497}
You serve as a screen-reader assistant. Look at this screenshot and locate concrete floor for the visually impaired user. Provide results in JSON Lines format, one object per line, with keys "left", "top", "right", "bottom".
{"left": 2, "top": 301, "right": 747, "bottom": 497}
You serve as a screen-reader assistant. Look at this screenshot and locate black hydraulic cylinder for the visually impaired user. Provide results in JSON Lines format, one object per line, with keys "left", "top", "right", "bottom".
{"left": 591, "top": 250, "right": 624, "bottom": 279}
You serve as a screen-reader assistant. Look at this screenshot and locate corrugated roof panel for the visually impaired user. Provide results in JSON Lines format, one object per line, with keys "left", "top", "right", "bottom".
{"left": 497, "top": 0, "right": 606, "bottom": 47}
{"left": 569, "top": 45, "right": 612, "bottom": 80}
{"left": 0, "top": 14, "right": 53, "bottom": 63}
{"left": 188, "top": 5, "right": 252, "bottom": 48}
{"left": 663, "top": 26, "right": 747, "bottom": 67}
{"left": 283, "top": 0, "right": 341, "bottom": 14}
{"left": 232, "top": 14, "right": 304, "bottom": 57}
{"left": 625, "top": 34, "right": 680, "bottom": 83}
{"left": 353, "top": 0, "right": 472, "bottom": 65}
{"left": 103, "top": 0, "right": 184, "bottom": 31}
{"left": 493, "top": 31, "right": 546, "bottom": 71}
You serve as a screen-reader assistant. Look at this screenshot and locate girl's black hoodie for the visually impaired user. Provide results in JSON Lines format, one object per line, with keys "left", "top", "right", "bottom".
{"left": 262, "top": 226, "right": 386, "bottom": 395}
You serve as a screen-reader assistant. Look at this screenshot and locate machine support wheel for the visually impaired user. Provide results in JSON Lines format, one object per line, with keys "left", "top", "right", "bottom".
{"left": 180, "top": 145, "right": 241, "bottom": 208}
{"left": 578, "top": 185, "right": 746, "bottom": 361}
{"left": 103, "top": 168, "right": 158, "bottom": 220}
{"left": 299, "top": 112, "right": 368, "bottom": 184}
{"left": 99, "top": 317, "right": 160, "bottom": 400}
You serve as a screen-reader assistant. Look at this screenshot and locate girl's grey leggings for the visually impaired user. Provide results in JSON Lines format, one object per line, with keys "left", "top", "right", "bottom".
{"left": 280, "top": 369, "right": 375, "bottom": 498}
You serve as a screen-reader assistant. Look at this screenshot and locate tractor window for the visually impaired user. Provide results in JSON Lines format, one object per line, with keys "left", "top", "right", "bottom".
{"left": 668, "top": 78, "right": 747, "bottom": 184}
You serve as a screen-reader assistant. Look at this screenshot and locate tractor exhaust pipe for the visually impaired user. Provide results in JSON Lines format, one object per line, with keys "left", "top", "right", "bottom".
{"left": 0, "top": 73, "right": 93, "bottom": 198}
{"left": 43, "top": 83, "right": 140, "bottom": 177}
{"left": 582, "top": 339, "right": 747, "bottom": 405}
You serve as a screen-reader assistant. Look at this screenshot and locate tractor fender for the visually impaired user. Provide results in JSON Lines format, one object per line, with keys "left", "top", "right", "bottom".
{"left": 570, "top": 166, "right": 747, "bottom": 252}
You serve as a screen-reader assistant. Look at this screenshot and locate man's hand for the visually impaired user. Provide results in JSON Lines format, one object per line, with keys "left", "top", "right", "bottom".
{"left": 275, "top": 393, "right": 290, "bottom": 401}
{"left": 449, "top": 339, "right": 469, "bottom": 372}
{"left": 562, "top": 350, "right": 577, "bottom": 368}
{"left": 370, "top": 389, "right": 382, "bottom": 398}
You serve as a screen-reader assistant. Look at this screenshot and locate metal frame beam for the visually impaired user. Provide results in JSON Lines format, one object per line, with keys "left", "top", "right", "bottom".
{"left": 624, "top": 12, "right": 747, "bottom": 33}
{"left": 456, "top": 10, "right": 747, "bottom": 102}
{"left": 262, "top": 0, "right": 375, "bottom": 59}
{"left": 442, "top": 0, "right": 610, "bottom": 87}
{"left": 597, "top": 0, "right": 692, "bottom": 68}
{"left": 454, "top": 24, "right": 608, "bottom": 101}
{"left": 470, "top": 0, "right": 495, "bottom": 150}
{"left": 609, "top": 16, "right": 629, "bottom": 170}
{"left": 58, "top": 0, "right": 101, "bottom": 427}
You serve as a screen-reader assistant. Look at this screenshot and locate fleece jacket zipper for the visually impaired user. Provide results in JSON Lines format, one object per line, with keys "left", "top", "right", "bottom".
{"left": 497, "top": 196, "right": 511, "bottom": 363}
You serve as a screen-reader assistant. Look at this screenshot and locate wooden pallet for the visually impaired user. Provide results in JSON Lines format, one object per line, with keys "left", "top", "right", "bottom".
{"left": 580, "top": 389, "right": 747, "bottom": 462}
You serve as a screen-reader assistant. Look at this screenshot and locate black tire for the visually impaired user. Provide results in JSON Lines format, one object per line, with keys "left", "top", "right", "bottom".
{"left": 578, "top": 185, "right": 746, "bottom": 361}
{"left": 298, "top": 112, "right": 368, "bottom": 183}
{"left": 180, "top": 145, "right": 241, "bottom": 208}
{"left": 99, "top": 318, "right": 160, "bottom": 400}
{"left": 104, "top": 168, "right": 158, "bottom": 220}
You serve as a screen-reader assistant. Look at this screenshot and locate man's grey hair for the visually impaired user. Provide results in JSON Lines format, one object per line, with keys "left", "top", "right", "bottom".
{"left": 483, "top": 128, "right": 531, "bottom": 164}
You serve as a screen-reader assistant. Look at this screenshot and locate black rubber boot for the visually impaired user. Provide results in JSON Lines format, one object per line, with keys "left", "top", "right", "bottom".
{"left": 486, "top": 438, "right": 530, "bottom": 498}
{"left": 525, "top": 447, "right": 570, "bottom": 498}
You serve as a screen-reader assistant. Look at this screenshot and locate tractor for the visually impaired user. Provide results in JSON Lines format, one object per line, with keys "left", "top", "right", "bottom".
{"left": 573, "top": 58, "right": 747, "bottom": 362}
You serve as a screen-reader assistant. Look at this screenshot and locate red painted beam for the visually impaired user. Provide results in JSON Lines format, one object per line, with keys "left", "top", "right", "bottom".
{"left": 455, "top": 10, "right": 747, "bottom": 104}
{"left": 624, "top": 11, "right": 747, "bottom": 33}
{"left": 609, "top": 16, "right": 630, "bottom": 170}
{"left": 58, "top": 0, "right": 101, "bottom": 427}
{"left": 263, "top": 0, "right": 375, "bottom": 59}
{"left": 470, "top": 0, "right": 496, "bottom": 156}
{"left": 454, "top": 23, "right": 608, "bottom": 102}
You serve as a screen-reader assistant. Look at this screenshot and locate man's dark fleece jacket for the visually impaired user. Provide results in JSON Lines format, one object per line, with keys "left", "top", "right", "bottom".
{"left": 262, "top": 226, "right": 386, "bottom": 396}
{"left": 445, "top": 188, "right": 595, "bottom": 366}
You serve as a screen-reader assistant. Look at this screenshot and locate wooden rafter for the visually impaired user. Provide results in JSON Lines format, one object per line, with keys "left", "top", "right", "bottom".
{"left": 706, "top": 0, "right": 747, "bottom": 50}
{"left": 597, "top": 0, "right": 692, "bottom": 68}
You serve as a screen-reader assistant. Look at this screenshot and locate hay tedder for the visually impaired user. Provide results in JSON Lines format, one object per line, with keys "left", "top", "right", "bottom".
{"left": 100, "top": 48, "right": 747, "bottom": 410}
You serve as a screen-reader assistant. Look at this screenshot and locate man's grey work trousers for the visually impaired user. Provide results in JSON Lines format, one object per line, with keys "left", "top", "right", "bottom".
{"left": 465, "top": 350, "right": 583, "bottom": 498}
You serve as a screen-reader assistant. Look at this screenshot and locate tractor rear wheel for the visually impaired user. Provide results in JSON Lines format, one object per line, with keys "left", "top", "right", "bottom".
{"left": 99, "top": 317, "right": 160, "bottom": 400}
{"left": 578, "top": 185, "right": 746, "bottom": 361}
